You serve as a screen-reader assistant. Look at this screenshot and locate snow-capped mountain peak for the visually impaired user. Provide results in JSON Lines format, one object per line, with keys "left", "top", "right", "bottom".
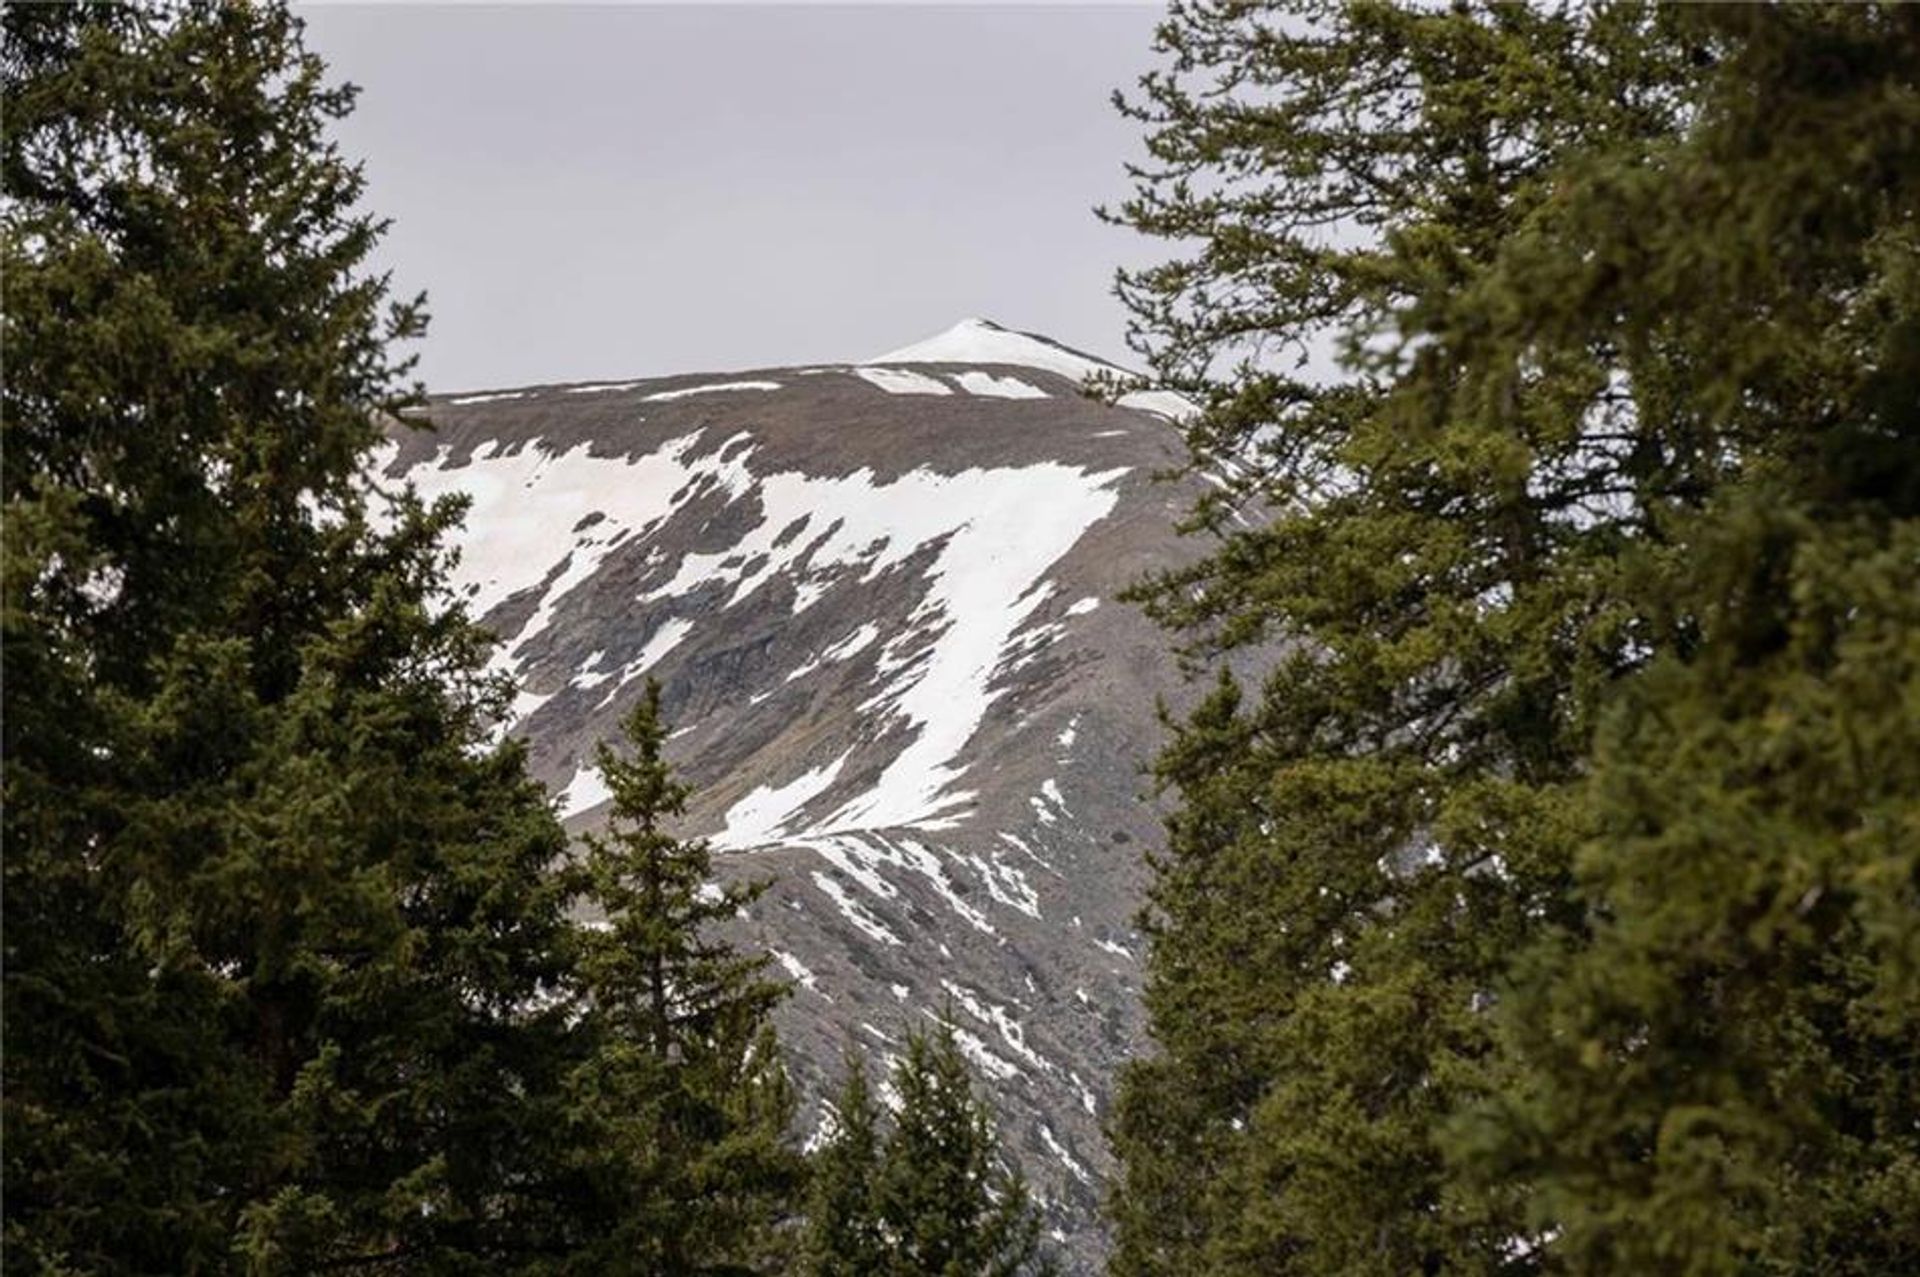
{"left": 390, "top": 331, "right": 1204, "bottom": 1272}
{"left": 865, "top": 316, "right": 1130, "bottom": 385}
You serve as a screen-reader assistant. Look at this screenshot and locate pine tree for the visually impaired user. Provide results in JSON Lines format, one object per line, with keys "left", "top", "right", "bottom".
{"left": 879, "top": 1019, "right": 1051, "bottom": 1277}
{"left": 561, "top": 679, "right": 803, "bottom": 1274}
{"left": 799, "top": 1049, "right": 888, "bottom": 1277}
{"left": 1106, "top": 4, "right": 1694, "bottom": 1269}
{"left": 1105, "top": 2, "right": 1919, "bottom": 1273}
{"left": 3, "top": 4, "right": 712, "bottom": 1270}
{"left": 1436, "top": 8, "right": 1920, "bottom": 1272}
{"left": 802, "top": 1019, "right": 1051, "bottom": 1277}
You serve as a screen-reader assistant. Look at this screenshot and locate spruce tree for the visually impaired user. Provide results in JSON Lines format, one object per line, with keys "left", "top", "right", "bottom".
{"left": 562, "top": 679, "right": 803, "bottom": 1274}
{"left": 802, "top": 1019, "right": 1051, "bottom": 1277}
{"left": 879, "top": 1019, "right": 1050, "bottom": 1277}
{"left": 1107, "top": 5, "right": 1693, "bottom": 1268}
{"left": 1437, "top": 8, "right": 1920, "bottom": 1272}
{"left": 1105, "top": 2, "right": 1918, "bottom": 1273}
{"left": 1, "top": 4, "right": 737, "bottom": 1271}
{"left": 799, "top": 1049, "right": 888, "bottom": 1277}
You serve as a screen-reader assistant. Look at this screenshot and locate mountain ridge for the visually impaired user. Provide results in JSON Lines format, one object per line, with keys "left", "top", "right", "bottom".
{"left": 386, "top": 320, "right": 1200, "bottom": 1269}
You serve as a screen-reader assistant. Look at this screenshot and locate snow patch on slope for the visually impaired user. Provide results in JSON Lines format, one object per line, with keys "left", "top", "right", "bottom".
{"left": 448, "top": 390, "right": 529, "bottom": 406}
{"left": 558, "top": 765, "right": 612, "bottom": 820}
{"left": 716, "top": 753, "right": 851, "bottom": 850}
{"left": 1039, "top": 1124, "right": 1093, "bottom": 1185}
{"left": 942, "top": 979, "right": 1050, "bottom": 1073}
{"left": 952, "top": 370, "right": 1048, "bottom": 400}
{"left": 853, "top": 367, "right": 953, "bottom": 397}
{"left": 404, "top": 433, "right": 707, "bottom": 622}
{"left": 786, "top": 623, "right": 882, "bottom": 683}
{"left": 642, "top": 379, "right": 781, "bottom": 402}
{"left": 807, "top": 470, "right": 1124, "bottom": 833}
{"left": 811, "top": 872, "right": 902, "bottom": 947}
{"left": 794, "top": 834, "right": 993, "bottom": 935}
{"left": 399, "top": 424, "right": 1126, "bottom": 842}
{"left": 774, "top": 950, "right": 827, "bottom": 998}
{"left": 565, "top": 380, "right": 645, "bottom": 395}
{"left": 1116, "top": 388, "right": 1199, "bottom": 421}
{"left": 594, "top": 618, "right": 695, "bottom": 707}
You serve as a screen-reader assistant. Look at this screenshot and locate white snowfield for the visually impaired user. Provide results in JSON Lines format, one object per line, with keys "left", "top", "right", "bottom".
{"left": 1115, "top": 387, "right": 1199, "bottom": 421}
{"left": 718, "top": 754, "right": 850, "bottom": 849}
{"left": 564, "top": 380, "right": 645, "bottom": 396}
{"left": 558, "top": 766, "right": 612, "bottom": 821}
{"left": 400, "top": 426, "right": 1127, "bottom": 834}
{"left": 867, "top": 318, "right": 1198, "bottom": 420}
{"left": 447, "top": 390, "right": 529, "bottom": 406}
{"left": 951, "top": 370, "right": 1049, "bottom": 400}
{"left": 852, "top": 366, "right": 952, "bottom": 397}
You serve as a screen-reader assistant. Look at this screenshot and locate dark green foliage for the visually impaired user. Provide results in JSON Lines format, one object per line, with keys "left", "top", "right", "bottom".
{"left": 1453, "top": 505, "right": 1920, "bottom": 1276}
{"left": 1, "top": 3, "right": 591, "bottom": 1269}
{"left": 561, "top": 680, "right": 803, "bottom": 1274}
{"left": 1106, "top": 2, "right": 1920, "bottom": 1273}
{"left": 2, "top": 5, "right": 806, "bottom": 1272}
{"left": 800, "top": 1050, "right": 888, "bottom": 1277}
{"left": 802, "top": 1020, "right": 1052, "bottom": 1277}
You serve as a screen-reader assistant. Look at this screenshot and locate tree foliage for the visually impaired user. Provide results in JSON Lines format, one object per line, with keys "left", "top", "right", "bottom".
{"left": 562, "top": 680, "right": 803, "bottom": 1274}
{"left": 2, "top": 5, "right": 803, "bottom": 1272}
{"left": 1106, "top": 2, "right": 1920, "bottom": 1273}
{"left": 802, "top": 1020, "right": 1052, "bottom": 1277}
{"left": 800, "top": 1049, "right": 890, "bottom": 1277}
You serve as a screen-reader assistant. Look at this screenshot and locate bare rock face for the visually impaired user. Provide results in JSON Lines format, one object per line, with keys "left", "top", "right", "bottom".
{"left": 385, "top": 320, "right": 1198, "bottom": 1269}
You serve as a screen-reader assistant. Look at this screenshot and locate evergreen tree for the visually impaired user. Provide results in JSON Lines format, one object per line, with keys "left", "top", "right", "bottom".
{"left": 1105, "top": 2, "right": 1919, "bottom": 1273}
{"left": 879, "top": 1019, "right": 1050, "bottom": 1277}
{"left": 0, "top": 5, "right": 792, "bottom": 1271}
{"left": 1437, "top": 8, "right": 1920, "bottom": 1272}
{"left": 562, "top": 679, "right": 803, "bottom": 1274}
{"left": 802, "top": 1019, "right": 1051, "bottom": 1277}
{"left": 799, "top": 1049, "right": 887, "bottom": 1277}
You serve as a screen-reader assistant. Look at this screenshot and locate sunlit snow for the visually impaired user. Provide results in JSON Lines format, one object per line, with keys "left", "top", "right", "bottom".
{"left": 853, "top": 367, "right": 953, "bottom": 397}
{"left": 773, "top": 950, "right": 826, "bottom": 998}
{"left": 405, "top": 433, "right": 709, "bottom": 622}
{"left": 785, "top": 622, "right": 881, "bottom": 683}
{"left": 940, "top": 1018, "right": 1021, "bottom": 1082}
{"left": 564, "top": 380, "right": 645, "bottom": 395}
{"left": 447, "top": 390, "right": 530, "bottom": 406}
{"left": 1115, "top": 388, "right": 1198, "bottom": 421}
{"left": 714, "top": 753, "right": 850, "bottom": 850}
{"left": 942, "top": 979, "right": 1049, "bottom": 1072}
{"left": 952, "top": 370, "right": 1048, "bottom": 400}
{"left": 867, "top": 318, "right": 1126, "bottom": 385}
{"left": 594, "top": 617, "right": 695, "bottom": 707}
{"left": 811, "top": 872, "right": 902, "bottom": 947}
{"left": 1039, "top": 1124, "right": 1092, "bottom": 1185}
{"left": 558, "top": 765, "right": 612, "bottom": 820}
{"left": 505, "top": 687, "right": 553, "bottom": 730}
{"left": 641, "top": 379, "right": 781, "bottom": 402}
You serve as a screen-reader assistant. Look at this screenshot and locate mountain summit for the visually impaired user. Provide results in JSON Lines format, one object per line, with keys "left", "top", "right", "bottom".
{"left": 386, "top": 325, "right": 1201, "bottom": 1267}
{"left": 866, "top": 316, "right": 1131, "bottom": 383}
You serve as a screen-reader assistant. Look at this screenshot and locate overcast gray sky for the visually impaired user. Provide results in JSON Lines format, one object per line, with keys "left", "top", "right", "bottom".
{"left": 298, "top": 4, "right": 1168, "bottom": 393}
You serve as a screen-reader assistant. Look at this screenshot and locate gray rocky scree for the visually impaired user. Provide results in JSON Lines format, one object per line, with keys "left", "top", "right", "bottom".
{"left": 385, "top": 321, "right": 1205, "bottom": 1271}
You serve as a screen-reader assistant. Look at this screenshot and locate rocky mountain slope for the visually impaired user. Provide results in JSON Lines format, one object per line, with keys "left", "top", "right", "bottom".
{"left": 384, "top": 319, "right": 1199, "bottom": 1267}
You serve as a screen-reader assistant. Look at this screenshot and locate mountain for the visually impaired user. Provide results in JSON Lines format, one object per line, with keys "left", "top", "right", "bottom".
{"left": 383, "top": 319, "right": 1199, "bottom": 1268}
